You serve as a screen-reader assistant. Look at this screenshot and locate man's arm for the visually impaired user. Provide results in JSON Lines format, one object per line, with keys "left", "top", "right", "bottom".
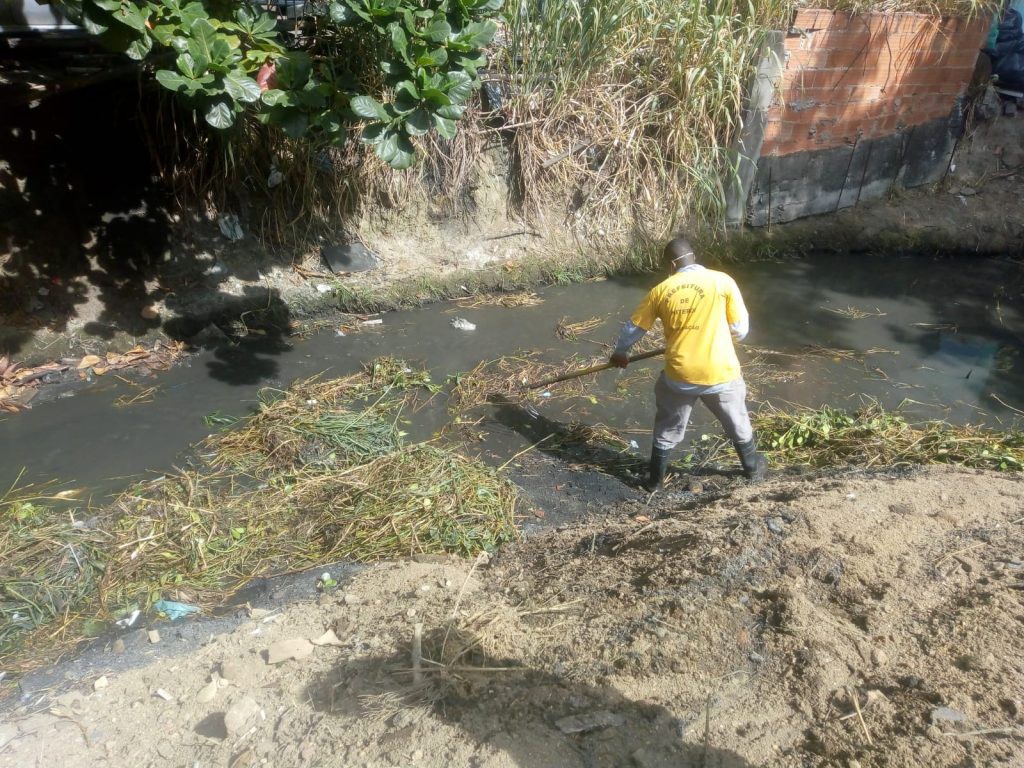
{"left": 610, "top": 321, "right": 647, "bottom": 367}
{"left": 725, "top": 278, "right": 750, "bottom": 341}
{"left": 610, "top": 292, "right": 657, "bottom": 367}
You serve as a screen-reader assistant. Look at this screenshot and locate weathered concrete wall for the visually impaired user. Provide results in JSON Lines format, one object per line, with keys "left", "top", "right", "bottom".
{"left": 742, "top": 9, "right": 989, "bottom": 226}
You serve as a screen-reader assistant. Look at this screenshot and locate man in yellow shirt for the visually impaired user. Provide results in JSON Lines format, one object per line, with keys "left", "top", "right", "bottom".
{"left": 610, "top": 237, "right": 766, "bottom": 490}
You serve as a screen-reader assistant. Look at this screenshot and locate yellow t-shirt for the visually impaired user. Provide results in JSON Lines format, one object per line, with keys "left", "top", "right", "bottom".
{"left": 631, "top": 268, "right": 746, "bottom": 386}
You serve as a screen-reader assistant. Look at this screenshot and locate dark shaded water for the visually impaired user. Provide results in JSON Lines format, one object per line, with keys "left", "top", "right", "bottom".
{"left": 2, "top": 253, "right": 1021, "bottom": 498}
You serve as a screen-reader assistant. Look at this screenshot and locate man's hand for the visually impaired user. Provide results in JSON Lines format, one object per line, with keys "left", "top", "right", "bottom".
{"left": 610, "top": 352, "right": 629, "bottom": 369}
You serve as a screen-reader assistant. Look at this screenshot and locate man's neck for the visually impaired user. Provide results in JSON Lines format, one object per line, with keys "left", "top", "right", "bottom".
{"left": 674, "top": 263, "right": 704, "bottom": 273}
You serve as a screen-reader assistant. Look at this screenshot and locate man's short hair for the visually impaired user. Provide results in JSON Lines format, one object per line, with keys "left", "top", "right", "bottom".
{"left": 663, "top": 237, "right": 695, "bottom": 265}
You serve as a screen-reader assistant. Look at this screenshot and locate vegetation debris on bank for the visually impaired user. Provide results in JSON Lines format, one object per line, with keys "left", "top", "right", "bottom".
{"left": 0, "top": 359, "right": 516, "bottom": 673}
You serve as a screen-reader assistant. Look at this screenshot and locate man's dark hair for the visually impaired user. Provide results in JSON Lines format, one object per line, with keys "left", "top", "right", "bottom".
{"left": 663, "top": 237, "right": 696, "bottom": 269}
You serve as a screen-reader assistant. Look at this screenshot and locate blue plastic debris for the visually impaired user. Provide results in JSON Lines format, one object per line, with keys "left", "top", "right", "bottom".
{"left": 154, "top": 599, "right": 201, "bottom": 621}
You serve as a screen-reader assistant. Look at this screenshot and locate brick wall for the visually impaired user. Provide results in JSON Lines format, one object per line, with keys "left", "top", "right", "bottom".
{"left": 761, "top": 10, "right": 990, "bottom": 159}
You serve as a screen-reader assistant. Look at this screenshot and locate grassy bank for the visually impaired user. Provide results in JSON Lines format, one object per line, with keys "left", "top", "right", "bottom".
{"left": 158, "top": 0, "right": 998, "bottom": 257}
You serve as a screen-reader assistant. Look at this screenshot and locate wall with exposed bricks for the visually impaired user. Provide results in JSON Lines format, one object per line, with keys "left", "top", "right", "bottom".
{"left": 740, "top": 9, "right": 990, "bottom": 226}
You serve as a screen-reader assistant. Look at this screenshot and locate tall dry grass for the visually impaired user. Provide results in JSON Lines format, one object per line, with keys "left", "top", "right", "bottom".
{"left": 151, "top": 0, "right": 999, "bottom": 251}
{"left": 499, "top": 0, "right": 792, "bottom": 237}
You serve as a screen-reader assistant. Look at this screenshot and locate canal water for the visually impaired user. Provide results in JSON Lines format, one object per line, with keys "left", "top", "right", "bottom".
{"left": 1, "top": 253, "right": 1021, "bottom": 497}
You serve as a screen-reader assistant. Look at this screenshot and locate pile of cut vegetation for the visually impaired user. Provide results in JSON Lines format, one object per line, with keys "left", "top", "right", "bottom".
{"left": 0, "top": 359, "right": 516, "bottom": 673}
{"left": 685, "top": 401, "right": 1024, "bottom": 473}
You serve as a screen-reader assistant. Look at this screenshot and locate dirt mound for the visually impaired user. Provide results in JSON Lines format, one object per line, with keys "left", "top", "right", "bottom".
{"left": 1, "top": 468, "right": 1022, "bottom": 767}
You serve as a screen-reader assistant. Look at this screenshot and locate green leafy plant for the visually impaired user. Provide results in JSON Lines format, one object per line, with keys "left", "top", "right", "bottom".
{"left": 53, "top": 0, "right": 501, "bottom": 167}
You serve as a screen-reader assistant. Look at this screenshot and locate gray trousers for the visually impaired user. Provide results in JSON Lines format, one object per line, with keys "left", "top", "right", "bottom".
{"left": 653, "top": 374, "right": 753, "bottom": 451}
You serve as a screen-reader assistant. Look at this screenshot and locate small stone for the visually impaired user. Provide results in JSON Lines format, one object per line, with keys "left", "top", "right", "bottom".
{"left": 848, "top": 760, "right": 863, "bottom": 768}
{"left": 196, "top": 678, "right": 219, "bottom": 704}
{"left": 749, "top": 652, "right": 765, "bottom": 664}
{"left": 418, "top": 584, "right": 431, "bottom": 593}
{"left": 148, "top": 630, "right": 161, "bottom": 644}
{"left": 266, "top": 637, "right": 315, "bottom": 664}
{"left": 930, "top": 706, "right": 968, "bottom": 728}
{"left": 766, "top": 517, "right": 784, "bottom": 534}
{"left": 956, "top": 653, "right": 983, "bottom": 671}
{"left": 555, "top": 711, "right": 626, "bottom": 734}
{"left": 343, "top": 594, "right": 362, "bottom": 606}
{"left": 154, "top": 688, "right": 174, "bottom": 702}
{"left": 406, "top": 608, "right": 417, "bottom": 618}
{"left": 220, "top": 658, "right": 244, "bottom": 681}
{"left": 311, "top": 630, "right": 344, "bottom": 647}
{"left": 230, "top": 748, "right": 257, "bottom": 768}
{"left": 190, "top": 323, "right": 231, "bottom": 348}
{"left": 889, "top": 503, "right": 914, "bottom": 515}
{"left": 140, "top": 306, "right": 159, "bottom": 320}
{"left": 687, "top": 480, "right": 704, "bottom": 494}
{"left": 321, "top": 242, "right": 379, "bottom": 274}
{"left": 112, "top": 638, "right": 126, "bottom": 654}
{"left": 632, "top": 747, "right": 660, "bottom": 768}
{"left": 390, "top": 710, "right": 417, "bottom": 730}
{"left": 224, "top": 696, "right": 262, "bottom": 736}
{"left": 952, "top": 554, "right": 978, "bottom": 573}
{"left": 653, "top": 626, "right": 668, "bottom": 639}
{"left": 900, "top": 675, "right": 924, "bottom": 689}
{"left": 411, "top": 749, "right": 424, "bottom": 762}
{"left": 871, "top": 648, "right": 888, "bottom": 666}
{"left": 999, "top": 698, "right": 1021, "bottom": 719}
{"left": 93, "top": 676, "right": 109, "bottom": 691}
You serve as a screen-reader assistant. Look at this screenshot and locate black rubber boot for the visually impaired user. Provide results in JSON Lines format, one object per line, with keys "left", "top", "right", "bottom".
{"left": 646, "top": 446, "right": 671, "bottom": 491}
{"left": 734, "top": 438, "right": 767, "bottom": 481}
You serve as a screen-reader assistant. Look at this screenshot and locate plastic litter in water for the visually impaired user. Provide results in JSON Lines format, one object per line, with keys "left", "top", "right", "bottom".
{"left": 540, "top": 391, "right": 551, "bottom": 398}
{"left": 115, "top": 609, "right": 141, "bottom": 628}
{"left": 154, "top": 599, "right": 201, "bottom": 621}
{"left": 316, "top": 284, "right": 332, "bottom": 294}
{"left": 362, "top": 319, "right": 383, "bottom": 326}
{"left": 450, "top": 318, "right": 476, "bottom": 331}
{"left": 629, "top": 440, "right": 640, "bottom": 450}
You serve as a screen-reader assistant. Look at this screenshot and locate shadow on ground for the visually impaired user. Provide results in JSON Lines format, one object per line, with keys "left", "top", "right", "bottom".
{"left": 0, "top": 68, "right": 295, "bottom": 365}
{"left": 303, "top": 629, "right": 752, "bottom": 768}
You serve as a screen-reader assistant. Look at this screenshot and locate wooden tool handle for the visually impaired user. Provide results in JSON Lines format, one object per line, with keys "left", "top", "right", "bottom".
{"left": 525, "top": 347, "right": 667, "bottom": 390}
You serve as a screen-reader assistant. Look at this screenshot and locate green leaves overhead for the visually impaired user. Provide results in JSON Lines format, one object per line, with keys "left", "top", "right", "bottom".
{"left": 53, "top": 0, "right": 503, "bottom": 168}
{"left": 351, "top": 95, "right": 390, "bottom": 122}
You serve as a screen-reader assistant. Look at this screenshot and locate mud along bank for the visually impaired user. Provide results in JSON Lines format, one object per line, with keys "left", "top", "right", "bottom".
{"left": 1, "top": 467, "right": 1022, "bottom": 768}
